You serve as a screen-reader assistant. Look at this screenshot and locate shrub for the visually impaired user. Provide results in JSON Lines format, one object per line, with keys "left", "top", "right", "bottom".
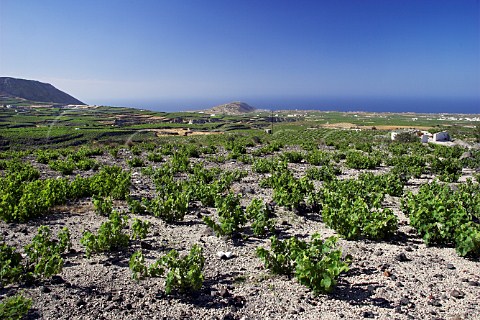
{"left": 402, "top": 180, "right": 480, "bottom": 257}
{"left": 345, "top": 151, "right": 381, "bottom": 169}
{"left": 92, "top": 196, "right": 113, "bottom": 216}
{"left": 131, "top": 218, "right": 150, "bottom": 240}
{"left": 203, "top": 193, "right": 247, "bottom": 237}
{"left": 80, "top": 211, "right": 129, "bottom": 258}
{"left": 127, "top": 157, "right": 145, "bottom": 168}
{"left": 0, "top": 242, "right": 22, "bottom": 287}
{"left": 129, "top": 245, "right": 205, "bottom": 295}
{"left": 0, "top": 294, "right": 32, "bottom": 320}
{"left": 257, "top": 234, "right": 350, "bottom": 295}
{"left": 24, "top": 226, "right": 71, "bottom": 279}
{"left": 246, "top": 198, "right": 275, "bottom": 236}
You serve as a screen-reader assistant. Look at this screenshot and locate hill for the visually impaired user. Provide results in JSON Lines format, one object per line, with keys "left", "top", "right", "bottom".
{"left": 0, "top": 77, "right": 85, "bottom": 105}
{"left": 205, "top": 101, "right": 256, "bottom": 115}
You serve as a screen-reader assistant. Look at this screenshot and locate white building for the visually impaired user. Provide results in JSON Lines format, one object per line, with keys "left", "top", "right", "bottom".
{"left": 433, "top": 131, "right": 450, "bottom": 142}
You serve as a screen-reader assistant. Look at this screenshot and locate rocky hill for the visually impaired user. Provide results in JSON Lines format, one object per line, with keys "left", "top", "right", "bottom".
{"left": 205, "top": 101, "right": 256, "bottom": 115}
{"left": 0, "top": 77, "right": 85, "bottom": 105}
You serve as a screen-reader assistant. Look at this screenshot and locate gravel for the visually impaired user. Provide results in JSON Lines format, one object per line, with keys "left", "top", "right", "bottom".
{"left": 1, "top": 148, "right": 479, "bottom": 320}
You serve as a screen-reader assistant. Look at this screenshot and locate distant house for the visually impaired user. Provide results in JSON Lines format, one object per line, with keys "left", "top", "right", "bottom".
{"left": 433, "top": 131, "right": 450, "bottom": 142}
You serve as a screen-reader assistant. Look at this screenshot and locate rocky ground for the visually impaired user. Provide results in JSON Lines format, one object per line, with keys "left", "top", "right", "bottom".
{"left": 1, "top": 147, "right": 479, "bottom": 320}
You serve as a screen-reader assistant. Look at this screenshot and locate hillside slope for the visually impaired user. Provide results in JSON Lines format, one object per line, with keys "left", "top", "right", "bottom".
{"left": 0, "top": 77, "right": 85, "bottom": 105}
{"left": 206, "top": 101, "right": 256, "bottom": 115}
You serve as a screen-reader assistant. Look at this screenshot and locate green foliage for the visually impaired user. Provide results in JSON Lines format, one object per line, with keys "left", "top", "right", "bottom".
{"left": 169, "top": 152, "right": 190, "bottom": 173}
{"left": 88, "top": 165, "right": 131, "bottom": 200}
{"left": 145, "top": 192, "right": 189, "bottom": 223}
{"left": 76, "top": 158, "right": 99, "bottom": 171}
{"left": 203, "top": 193, "right": 247, "bottom": 237}
{"left": 429, "top": 157, "right": 462, "bottom": 182}
{"left": 127, "top": 156, "right": 145, "bottom": 168}
{"left": 49, "top": 158, "right": 76, "bottom": 175}
{"left": 305, "top": 164, "right": 341, "bottom": 182}
{"left": 320, "top": 175, "right": 399, "bottom": 240}
{"left": 0, "top": 178, "right": 68, "bottom": 222}
{"left": 306, "top": 150, "right": 331, "bottom": 166}
{"left": 261, "top": 169, "right": 315, "bottom": 210}
{"left": 127, "top": 197, "right": 147, "bottom": 215}
{"left": 0, "top": 294, "right": 32, "bottom": 320}
{"left": 129, "top": 250, "right": 151, "bottom": 281}
{"left": 129, "top": 245, "right": 205, "bottom": 295}
{"left": 392, "top": 132, "right": 419, "bottom": 143}
{"left": 0, "top": 242, "right": 22, "bottom": 287}
{"left": 4, "top": 160, "right": 40, "bottom": 182}
{"left": 147, "top": 152, "right": 163, "bottom": 162}
{"left": 162, "top": 245, "right": 205, "bottom": 294}
{"left": 388, "top": 154, "right": 427, "bottom": 179}
{"left": 345, "top": 151, "right": 381, "bottom": 170}
{"left": 281, "top": 151, "right": 304, "bottom": 163}
{"left": 131, "top": 218, "right": 150, "bottom": 240}
{"left": 246, "top": 198, "right": 275, "bottom": 236}
{"left": 402, "top": 180, "right": 480, "bottom": 257}
{"left": 256, "top": 234, "right": 349, "bottom": 295}
{"left": 475, "top": 124, "right": 480, "bottom": 143}
{"left": 35, "top": 150, "right": 60, "bottom": 164}
{"left": 92, "top": 196, "right": 113, "bottom": 216}
{"left": 252, "top": 158, "right": 286, "bottom": 173}
{"left": 80, "top": 211, "right": 130, "bottom": 258}
{"left": 24, "top": 226, "right": 71, "bottom": 279}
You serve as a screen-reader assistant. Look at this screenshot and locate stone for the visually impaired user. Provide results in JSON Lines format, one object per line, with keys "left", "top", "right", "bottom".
{"left": 428, "top": 299, "right": 442, "bottom": 307}
{"left": 216, "top": 251, "right": 233, "bottom": 260}
{"left": 76, "top": 299, "right": 87, "bottom": 307}
{"left": 468, "top": 280, "right": 479, "bottom": 286}
{"left": 395, "top": 252, "right": 410, "bottom": 262}
{"left": 40, "top": 286, "right": 51, "bottom": 293}
{"left": 399, "top": 297, "right": 410, "bottom": 306}
{"left": 446, "top": 263, "right": 456, "bottom": 270}
{"left": 450, "top": 289, "right": 465, "bottom": 299}
{"left": 363, "top": 311, "right": 375, "bottom": 318}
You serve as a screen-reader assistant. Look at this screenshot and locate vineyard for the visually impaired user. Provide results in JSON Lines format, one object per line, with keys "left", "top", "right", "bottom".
{"left": 0, "top": 111, "right": 480, "bottom": 319}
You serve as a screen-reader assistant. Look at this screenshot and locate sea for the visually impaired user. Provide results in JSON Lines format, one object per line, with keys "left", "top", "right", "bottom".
{"left": 99, "top": 97, "right": 480, "bottom": 115}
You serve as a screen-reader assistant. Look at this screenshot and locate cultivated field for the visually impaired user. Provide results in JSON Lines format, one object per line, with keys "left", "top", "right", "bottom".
{"left": 1, "top": 107, "right": 479, "bottom": 319}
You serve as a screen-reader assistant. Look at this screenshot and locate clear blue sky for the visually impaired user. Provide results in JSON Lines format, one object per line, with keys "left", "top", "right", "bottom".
{"left": 1, "top": 0, "right": 479, "bottom": 111}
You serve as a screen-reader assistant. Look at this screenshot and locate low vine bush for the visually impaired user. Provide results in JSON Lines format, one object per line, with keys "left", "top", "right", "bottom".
{"left": 0, "top": 294, "right": 32, "bottom": 320}
{"left": 246, "top": 198, "right": 275, "bottom": 236}
{"left": 260, "top": 169, "right": 316, "bottom": 210}
{"left": 256, "top": 234, "right": 350, "bottom": 295}
{"left": 80, "top": 212, "right": 150, "bottom": 257}
{"left": 203, "top": 193, "right": 247, "bottom": 237}
{"left": 402, "top": 180, "right": 480, "bottom": 257}
{"left": 320, "top": 175, "right": 399, "bottom": 240}
{"left": 345, "top": 151, "right": 381, "bottom": 170}
{"left": 0, "top": 165, "right": 131, "bottom": 222}
{"left": 0, "top": 226, "right": 71, "bottom": 287}
{"left": 80, "top": 211, "right": 130, "bottom": 258}
{"left": 129, "top": 245, "right": 205, "bottom": 295}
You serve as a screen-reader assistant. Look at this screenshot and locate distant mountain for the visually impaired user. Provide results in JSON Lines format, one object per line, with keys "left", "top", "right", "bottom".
{"left": 0, "top": 77, "right": 85, "bottom": 105}
{"left": 206, "top": 101, "right": 256, "bottom": 115}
